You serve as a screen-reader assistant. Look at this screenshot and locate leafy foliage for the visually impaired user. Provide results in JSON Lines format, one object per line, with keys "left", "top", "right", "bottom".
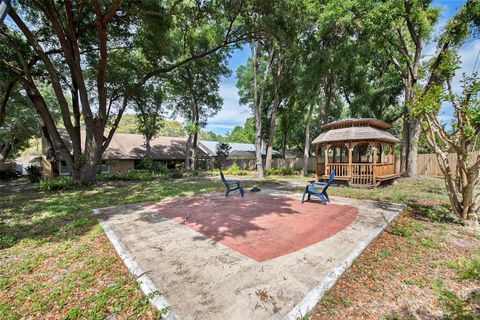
{"left": 264, "top": 166, "right": 297, "bottom": 176}
{"left": 98, "top": 170, "right": 154, "bottom": 182}
{"left": 25, "top": 165, "right": 42, "bottom": 183}
{"left": 223, "top": 163, "right": 249, "bottom": 176}
{"left": 37, "top": 177, "right": 79, "bottom": 192}
{"left": 215, "top": 142, "right": 231, "bottom": 168}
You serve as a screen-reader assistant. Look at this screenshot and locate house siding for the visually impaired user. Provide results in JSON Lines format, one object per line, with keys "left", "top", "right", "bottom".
{"left": 109, "top": 160, "right": 134, "bottom": 174}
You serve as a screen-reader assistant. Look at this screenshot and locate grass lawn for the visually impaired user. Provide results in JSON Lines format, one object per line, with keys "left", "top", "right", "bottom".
{"left": 0, "top": 179, "right": 225, "bottom": 319}
{"left": 0, "top": 176, "right": 478, "bottom": 319}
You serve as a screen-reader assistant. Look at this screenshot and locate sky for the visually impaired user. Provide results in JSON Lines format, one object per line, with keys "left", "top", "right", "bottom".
{"left": 203, "top": 0, "right": 480, "bottom": 135}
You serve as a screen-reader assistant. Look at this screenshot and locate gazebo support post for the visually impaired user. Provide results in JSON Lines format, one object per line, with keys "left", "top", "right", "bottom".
{"left": 315, "top": 143, "right": 319, "bottom": 180}
{"left": 324, "top": 143, "right": 329, "bottom": 178}
{"left": 372, "top": 142, "right": 377, "bottom": 185}
{"left": 381, "top": 143, "right": 385, "bottom": 164}
{"left": 348, "top": 142, "right": 353, "bottom": 180}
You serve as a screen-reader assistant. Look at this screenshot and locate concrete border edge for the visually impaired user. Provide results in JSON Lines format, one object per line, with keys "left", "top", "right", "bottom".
{"left": 284, "top": 204, "right": 405, "bottom": 320}
{"left": 93, "top": 209, "right": 180, "bottom": 320}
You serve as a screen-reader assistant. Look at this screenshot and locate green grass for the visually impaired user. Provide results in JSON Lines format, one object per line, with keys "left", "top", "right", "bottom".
{"left": 0, "top": 175, "right": 474, "bottom": 319}
{"left": 0, "top": 178, "right": 225, "bottom": 319}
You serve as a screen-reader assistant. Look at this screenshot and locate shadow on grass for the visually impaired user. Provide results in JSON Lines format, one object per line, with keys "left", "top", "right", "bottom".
{"left": 0, "top": 179, "right": 222, "bottom": 250}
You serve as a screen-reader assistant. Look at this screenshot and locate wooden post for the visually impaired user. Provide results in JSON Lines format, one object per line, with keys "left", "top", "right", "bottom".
{"left": 372, "top": 142, "right": 377, "bottom": 185}
{"left": 348, "top": 142, "right": 353, "bottom": 179}
{"left": 381, "top": 143, "right": 384, "bottom": 163}
{"left": 324, "top": 143, "right": 329, "bottom": 178}
{"left": 315, "top": 143, "right": 319, "bottom": 180}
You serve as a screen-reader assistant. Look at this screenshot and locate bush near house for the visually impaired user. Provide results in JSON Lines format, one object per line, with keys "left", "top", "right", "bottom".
{"left": 223, "top": 163, "right": 249, "bottom": 176}
{"left": 37, "top": 177, "right": 79, "bottom": 191}
{"left": 25, "top": 165, "right": 42, "bottom": 183}
{"left": 265, "top": 166, "right": 297, "bottom": 176}
{"left": 97, "top": 169, "right": 155, "bottom": 182}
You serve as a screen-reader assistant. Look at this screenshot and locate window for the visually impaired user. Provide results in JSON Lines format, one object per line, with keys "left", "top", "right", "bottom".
{"left": 97, "top": 161, "right": 110, "bottom": 174}
{"left": 59, "top": 161, "right": 71, "bottom": 176}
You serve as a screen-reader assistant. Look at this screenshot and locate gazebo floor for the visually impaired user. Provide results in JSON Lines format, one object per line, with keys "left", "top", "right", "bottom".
{"left": 320, "top": 173, "right": 400, "bottom": 188}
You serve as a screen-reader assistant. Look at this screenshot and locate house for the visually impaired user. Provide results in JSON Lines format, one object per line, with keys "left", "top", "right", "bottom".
{"left": 41, "top": 130, "right": 211, "bottom": 177}
{"left": 199, "top": 140, "right": 280, "bottom": 159}
{"left": 41, "top": 130, "right": 279, "bottom": 176}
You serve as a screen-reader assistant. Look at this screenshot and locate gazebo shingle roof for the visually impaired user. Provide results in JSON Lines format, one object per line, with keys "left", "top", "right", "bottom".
{"left": 312, "top": 125, "right": 399, "bottom": 144}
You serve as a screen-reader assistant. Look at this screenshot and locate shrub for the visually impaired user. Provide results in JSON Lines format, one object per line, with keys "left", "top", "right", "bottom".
{"left": 25, "top": 165, "right": 42, "bottom": 183}
{"left": 191, "top": 170, "right": 200, "bottom": 177}
{"left": 37, "top": 177, "right": 79, "bottom": 191}
{"left": 136, "top": 158, "right": 154, "bottom": 170}
{"left": 264, "top": 166, "right": 296, "bottom": 176}
{"left": 278, "top": 166, "right": 295, "bottom": 175}
{"left": 153, "top": 163, "right": 169, "bottom": 177}
{"left": 168, "top": 169, "right": 183, "bottom": 179}
{"left": 105, "top": 169, "right": 154, "bottom": 181}
{"left": 223, "top": 163, "right": 249, "bottom": 176}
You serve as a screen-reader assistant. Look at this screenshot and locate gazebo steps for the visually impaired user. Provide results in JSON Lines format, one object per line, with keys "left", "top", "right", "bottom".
{"left": 376, "top": 173, "right": 401, "bottom": 181}
{"left": 348, "top": 183, "right": 375, "bottom": 189}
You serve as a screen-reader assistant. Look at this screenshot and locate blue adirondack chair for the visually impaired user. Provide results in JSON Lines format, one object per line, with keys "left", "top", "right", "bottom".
{"left": 301, "top": 170, "right": 335, "bottom": 204}
{"left": 220, "top": 169, "right": 244, "bottom": 198}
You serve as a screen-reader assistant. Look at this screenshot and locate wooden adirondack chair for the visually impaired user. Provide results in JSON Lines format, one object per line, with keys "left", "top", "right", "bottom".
{"left": 301, "top": 170, "right": 335, "bottom": 204}
{"left": 220, "top": 169, "right": 244, "bottom": 198}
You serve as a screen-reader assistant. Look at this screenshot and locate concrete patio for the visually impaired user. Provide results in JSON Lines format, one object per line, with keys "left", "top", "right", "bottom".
{"left": 94, "top": 189, "right": 404, "bottom": 320}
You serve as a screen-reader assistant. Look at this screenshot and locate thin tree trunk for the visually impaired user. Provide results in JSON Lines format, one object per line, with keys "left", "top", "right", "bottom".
{"left": 265, "top": 62, "right": 282, "bottom": 170}
{"left": 301, "top": 104, "right": 314, "bottom": 176}
{"left": 185, "top": 134, "right": 192, "bottom": 170}
{"left": 191, "top": 131, "right": 198, "bottom": 171}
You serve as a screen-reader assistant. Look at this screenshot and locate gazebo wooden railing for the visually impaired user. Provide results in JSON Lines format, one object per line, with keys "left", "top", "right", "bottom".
{"left": 312, "top": 118, "right": 400, "bottom": 188}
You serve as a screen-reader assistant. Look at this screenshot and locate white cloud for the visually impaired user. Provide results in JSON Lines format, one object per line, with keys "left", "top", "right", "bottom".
{"left": 206, "top": 81, "right": 251, "bottom": 133}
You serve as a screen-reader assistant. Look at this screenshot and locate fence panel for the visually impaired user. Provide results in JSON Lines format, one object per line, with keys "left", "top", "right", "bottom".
{"left": 223, "top": 151, "right": 478, "bottom": 177}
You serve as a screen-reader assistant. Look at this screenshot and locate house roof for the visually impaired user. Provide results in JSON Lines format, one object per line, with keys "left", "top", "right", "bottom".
{"left": 57, "top": 129, "right": 211, "bottom": 160}
{"left": 199, "top": 140, "right": 280, "bottom": 157}
{"left": 313, "top": 122, "right": 399, "bottom": 145}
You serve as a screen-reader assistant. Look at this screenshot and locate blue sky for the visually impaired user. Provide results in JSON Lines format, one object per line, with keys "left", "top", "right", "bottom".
{"left": 204, "top": 0, "right": 479, "bottom": 135}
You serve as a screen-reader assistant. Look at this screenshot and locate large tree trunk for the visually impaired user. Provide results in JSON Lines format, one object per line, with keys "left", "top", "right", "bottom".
{"left": 80, "top": 120, "right": 104, "bottom": 184}
{"left": 301, "top": 104, "right": 314, "bottom": 176}
{"left": 406, "top": 117, "right": 421, "bottom": 177}
{"left": 145, "top": 137, "right": 152, "bottom": 158}
{"left": 251, "top": 43, "right": 275, "bottom": 179}
{"left": 0, "top": 141, "right": 14, "bottom": 162}
{"left": 400, "top": 113, "right": 410, "bottom": 175}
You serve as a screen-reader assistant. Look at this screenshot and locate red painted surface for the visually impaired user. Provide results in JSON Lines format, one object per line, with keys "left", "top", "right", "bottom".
{"left": 143, "top": 193, "right": 358, "bottom": 262}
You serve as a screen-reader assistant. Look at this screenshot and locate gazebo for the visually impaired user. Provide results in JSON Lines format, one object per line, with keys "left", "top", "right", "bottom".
{"left": 312, "top": 118, "right": 400, "bottom": 187}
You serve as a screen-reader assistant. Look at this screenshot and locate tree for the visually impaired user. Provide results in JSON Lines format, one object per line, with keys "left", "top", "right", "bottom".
{"left": 357, "top": 0, "right": 439, "bottom": 177}
{"left": 0, "top": 81, "right": 40, "bottom": 161}
{"left": 414, "top": 74, "right": 480, "bottom": 226}
{"left": 166, "top": 50, "right": 230, "bottom": 171}
{"left": 411, "top": 0, "right": 480, "bottom": 226}
{"left": 223, "top": 118, "right": 256, "bottom": 143}
{"left": 1, "top": 1, "right": 246, "bottom": 184}
{"left": 215, "top": 142, "right": 231, "bottom": 169}
{"left": 132, "top": 83, "right": 164, "bottom": 158}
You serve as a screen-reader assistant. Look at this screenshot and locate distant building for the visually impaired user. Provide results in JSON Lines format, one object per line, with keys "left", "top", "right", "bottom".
{"left": 41, "top": 130, "right": 279, "bottom": 176}
{"left": 199, "top": 140, "right": 280, "bottom": 160}
{"left": 41, "top": 130, "right": 210, "bottom": 177}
